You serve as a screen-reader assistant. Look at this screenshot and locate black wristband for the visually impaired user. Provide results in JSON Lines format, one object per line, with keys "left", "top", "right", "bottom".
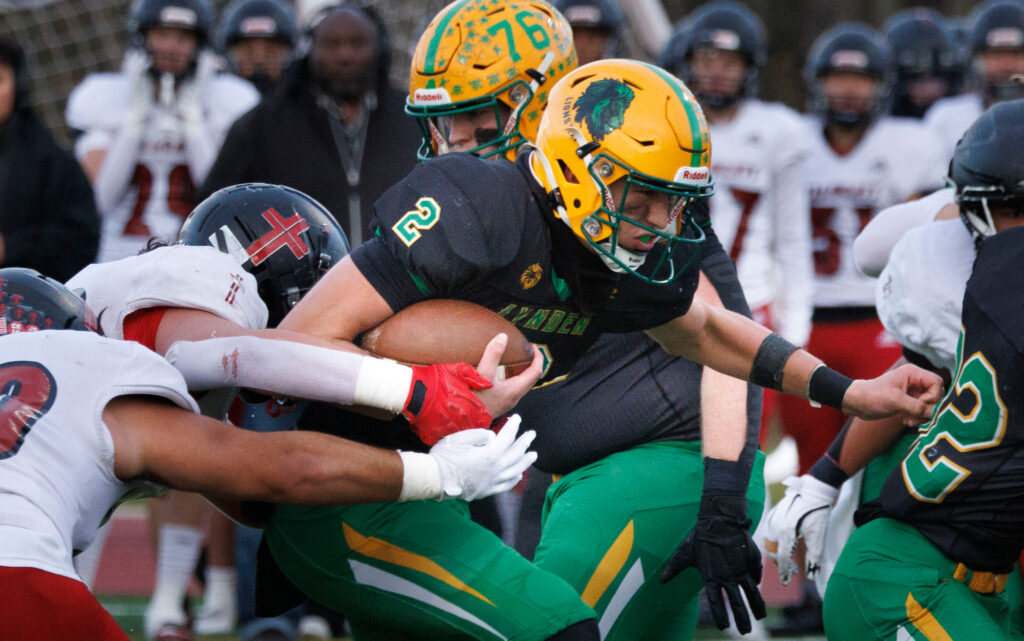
{"left": 702, "top": 456, "right": 752, "bottom": 498}
{"left": 808, "top": 455, "right": 848, "bottom": 489}
{"left": 807, "top": 365, "right": 854, "bottom": 410}
{"left": 749, "top": 333, "right": 799, "bottom": 391}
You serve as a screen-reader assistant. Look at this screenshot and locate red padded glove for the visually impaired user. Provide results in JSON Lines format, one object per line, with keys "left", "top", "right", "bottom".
{"left": 402, "top": 363, "right": 494, "bottom": 445}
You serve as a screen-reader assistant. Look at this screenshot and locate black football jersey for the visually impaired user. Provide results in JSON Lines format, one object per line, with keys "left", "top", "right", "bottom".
{"left": 352, "top": 152, "right": 701, "bottom": 387}
{"left": 517, "top": 212, "right": 759, "bottom": 473}
{"left": 868, "top": 227, "right": 1024, "bottom": 572}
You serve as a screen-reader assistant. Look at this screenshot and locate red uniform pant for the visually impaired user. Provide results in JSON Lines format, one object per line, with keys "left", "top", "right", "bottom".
{"left": 0, "top": 565, "right": 130, "bottom": 640}
{"left": 777, "top": 314, "right": 902, "bottom": 474}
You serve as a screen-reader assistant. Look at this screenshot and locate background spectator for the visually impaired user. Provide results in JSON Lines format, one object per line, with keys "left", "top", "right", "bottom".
{"left": 199, "top": 1, "right": 420, "bottom": 248}
{"left": 0, "top": 37, "right": 98, "bottom": 281}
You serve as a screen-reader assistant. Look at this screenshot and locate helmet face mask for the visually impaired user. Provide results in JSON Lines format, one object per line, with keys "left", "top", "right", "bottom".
{"left": 533, "top": 59, "right": 713, "bottom": 284}
{"left": 407, "top": 0, "right": 576, "bottom": 162}
{"left": 805, "top": 22, "right": 891, "bottom": 130}
{"left": 970, "top": 0, "right": 1024, "bottom": 102}
{"left": 411, "top": 83, "right": 521, "bottom": 159}
{"left": 580, "top": 153, "right": 708, "bottom": 281}
{"left": 178, "top": 183, "right": 349, "bottom": 326}
{"left": 947, "top": 98, "right": 1024, "bottom": 244}
{"left": 129, "top": 0, "right": 213, "bottom": 75}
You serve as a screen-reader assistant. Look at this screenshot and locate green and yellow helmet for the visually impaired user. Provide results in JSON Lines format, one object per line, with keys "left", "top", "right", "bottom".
{"left": 407, "top": 0, "right": 577, "bottom": 161}
{"left": 531, "top": 59, "right": 714, "bottom": 283}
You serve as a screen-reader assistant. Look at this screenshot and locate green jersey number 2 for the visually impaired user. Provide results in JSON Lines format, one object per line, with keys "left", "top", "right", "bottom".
{"left": 393, "top": 197, "right": 440, "bottom": 247}
{"left": 902, "top": 344, "right": 1007, "bottom": 503}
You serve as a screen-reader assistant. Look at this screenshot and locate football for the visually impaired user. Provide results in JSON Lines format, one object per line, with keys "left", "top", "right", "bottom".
{"left": 360, "top": 299, "right": 535, "bottom": 379}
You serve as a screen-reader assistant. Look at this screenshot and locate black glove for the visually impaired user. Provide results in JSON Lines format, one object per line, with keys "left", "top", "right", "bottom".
{"left": 660, "top": 495, "right": 766, "bottom": 634}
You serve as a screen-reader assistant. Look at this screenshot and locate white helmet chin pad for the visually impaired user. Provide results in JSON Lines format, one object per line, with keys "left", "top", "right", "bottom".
{"left": 595, "top": 239, "right": 647, "bottom": 274}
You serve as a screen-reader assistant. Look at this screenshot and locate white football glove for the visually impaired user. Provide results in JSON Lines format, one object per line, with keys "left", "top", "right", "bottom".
{"left": 430, "top": 414, "right": 537, "bottom": 501}
{"left": 122, "top": 49, "right": 153, "bottom": 134}
{"left": 176, "top": 50, "right": 219, "bottom": 135}
{"left": 763, "top": 474, "right": 839, "bottom": 585}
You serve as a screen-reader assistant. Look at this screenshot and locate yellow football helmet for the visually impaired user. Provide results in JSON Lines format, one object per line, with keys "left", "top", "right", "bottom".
{"left": 531, "top": 59, "right": 714, "bottom": 283}
{"left": 407, "top": 0, "right": 577, "bottom": 161}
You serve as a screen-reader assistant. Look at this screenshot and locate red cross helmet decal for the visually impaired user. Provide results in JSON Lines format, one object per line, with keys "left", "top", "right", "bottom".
{"left": 246, "top": 207, "right": 311, "bottom": 266}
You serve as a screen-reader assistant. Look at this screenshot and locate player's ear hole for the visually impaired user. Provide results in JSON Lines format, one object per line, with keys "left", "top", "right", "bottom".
{"left": 557, "top": 160, "right": 580, "bottom": 184}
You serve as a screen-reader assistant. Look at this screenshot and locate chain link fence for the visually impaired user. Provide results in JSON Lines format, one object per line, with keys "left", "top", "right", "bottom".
{"left": 0, "top": 0, "right": 451, "bottom": 145}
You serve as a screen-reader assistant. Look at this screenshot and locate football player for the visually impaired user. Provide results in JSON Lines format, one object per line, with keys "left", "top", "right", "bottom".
{"left": 217, "top": 0, "right": 297, "bottom": 96}
{"left": 264, "top": 54, "right": 944, "bottom": 641}
{"left": 766, "top": 99, "right": 1024, "bottom": 639}
{"left": 66, "top": 0, "right": 259, "bottom": 262}
{"left": 64, "top": 183, "right": 541, "bottom": 640}
{"left": 411, "top": 1, "right": 765, "bottom": 637}
{"left": 883, "top": 8, "right": 960, "bottom": 119}
{"left": 925, "top": 0, "right": 1024, "bottom": 160}
{"left": 0, "top": 268, "right": 537, "bottom": 641}
{"left": 552, "top": 0, "right": 625, "bottom": 65}
{"left": 777, "top": 22, "right": 946, "bottom": 478}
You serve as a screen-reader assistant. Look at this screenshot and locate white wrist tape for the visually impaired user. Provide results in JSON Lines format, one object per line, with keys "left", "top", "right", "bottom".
{"left": 397, "top": 451, "right": 442, "bottom": 501}
{"left": 352, "top": 355, "right": 414, "bottom": 413}
{"left": 165, "top": 336, "right": 412, "bottom": 411}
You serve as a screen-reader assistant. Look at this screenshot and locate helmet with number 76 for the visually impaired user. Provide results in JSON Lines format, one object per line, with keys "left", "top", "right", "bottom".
{"left": 531, "top": 58, "right": 713, "bottom": 284}
{"left": 406, "top": 0, "right": 577, "bottom": 161}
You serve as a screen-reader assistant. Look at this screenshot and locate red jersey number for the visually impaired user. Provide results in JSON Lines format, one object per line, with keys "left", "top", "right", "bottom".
{"left": 124, "top": 164, "right": 196, "bottom": 235}
{"left": 727, "top": 188, "right": 761, "bottom": 262}
{"left": 811, "top": 206, "right": 873, "bottom": 276}
{"left": 0, "top": 362, "right": 57, "bottom": 460}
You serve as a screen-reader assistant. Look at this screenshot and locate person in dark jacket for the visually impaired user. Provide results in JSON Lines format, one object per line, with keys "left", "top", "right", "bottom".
{"left": 198, "top": 1, "right": 420, "bottom": 247}
{"left": 0, "top": 38, "right": 99, "bottom": 281}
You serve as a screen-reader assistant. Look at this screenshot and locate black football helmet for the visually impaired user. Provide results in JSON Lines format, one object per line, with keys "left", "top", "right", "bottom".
{"left": 129, "top": 0, "right": 215, "bottom": 45}
{"left": 659, "top": 0, "right": 766, "bottom": 109}
{"left": 553, "top": 0, "right": 624, "bottom": 58}
{"left": 948, "top": 99, "right": 1024, "bottom": 244}
{"left": 805, "top": 22, "right": 892, "bottom": 129}
{"left": 0, "top": 268, "right": 94, "bottom": 336}
{"left": 217, "top": 0, "right": 297, "bottom": 50}
{"left": 883, "top": 8, "right": 958, "bottom": 118}
{"left": 178, "top": 183, "right": 349, "bottom": 326}
{"left": 968, "top": 0, "right": 1024, "bottom": 103}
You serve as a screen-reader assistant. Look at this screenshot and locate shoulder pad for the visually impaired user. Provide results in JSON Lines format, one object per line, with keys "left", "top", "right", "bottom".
{"left": 204, "top": 74, "right": 260, "bottom": 122}
{"left": 374, "top": 154, "right": 532, "bottom": 277}
{"left": 66, "top": 74, "right": 130, "bottom": 132}
{"left": 67, "top": 246, "right": 268, "bottom": 338}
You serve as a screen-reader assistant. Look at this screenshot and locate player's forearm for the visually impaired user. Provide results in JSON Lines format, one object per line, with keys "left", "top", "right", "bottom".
{"left": 700, "top": 366, "right": 749, "bottom": 461}
{"left": 165, "top": 335, "right": 411, "bottom": 413}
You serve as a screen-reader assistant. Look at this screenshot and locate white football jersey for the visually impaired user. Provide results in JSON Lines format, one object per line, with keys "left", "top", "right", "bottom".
{"left": 708, "top": 100, "right": 814, "bottom": 345}
{"left": 66, "top": 245, "right": 268, "bottom": 340}
{"left": 0, "top": 331, "right": 197, "bottom": 581}
{"left": 923, "top": 93, "right": 983, "bottom": 164}
{"left": 853, "top": 187, "right": 956, "bottom": 278}
{"left": 803, "top": 116, "right": 947, "bottom": 307}
{"left": 876, "top": 219, "right": 973, "bottom": 373}
{"left": 66, "top": 72, "right": 258, "bottom": 262}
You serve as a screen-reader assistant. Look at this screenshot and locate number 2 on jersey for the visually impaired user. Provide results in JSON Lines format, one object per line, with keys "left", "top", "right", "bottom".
{"left": 393, "top": 197, "right": 441, "bottom": 247}
{"left": 902, "top": 345, "right": 1006, "bottom": 503}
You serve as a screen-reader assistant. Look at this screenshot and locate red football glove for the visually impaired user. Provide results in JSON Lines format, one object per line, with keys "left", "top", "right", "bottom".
{"left": 402, "top": 363, "right": 494, "bottom": 445}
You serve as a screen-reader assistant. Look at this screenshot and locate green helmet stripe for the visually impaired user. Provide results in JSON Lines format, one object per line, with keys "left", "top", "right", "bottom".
{"left": 424, "top": 0, "right": 474, "bottom": 75}
{"left": 645, "top": 63, "right": 705, "bottom": 167}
